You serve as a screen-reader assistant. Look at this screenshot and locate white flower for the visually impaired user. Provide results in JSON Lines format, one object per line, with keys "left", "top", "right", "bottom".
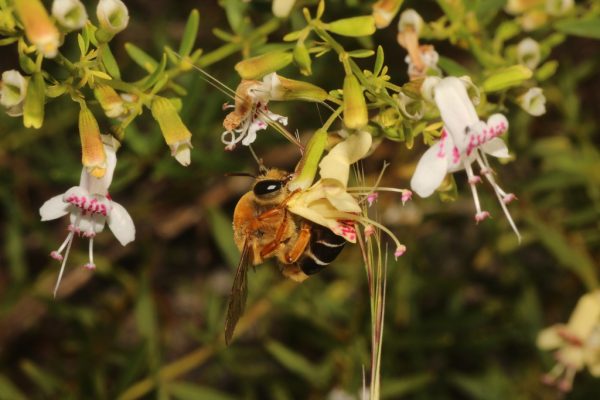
{"left": 272, "top": 0, "right": 296, "bottom": 18}
{"left": 0, "top": 70, "right": 28, "bottom": 116}
{"left": 40, "top": 135, "right": 135, "bottom": 296}
{"left": 288, "top": 131, "right": 407, "bottom": 257}
{"left": 517, "top": 38, "right": 541, "bottom": 70}
{"left": 221, "top": 73, "right": 287, "bottom": 150}
{"left": 518, "top": 87, "right": 546, "bottom": 116}
{"left": 538, "top": 291, "right": 600, "bottom": 392}
{"left": 410, "top": 76, "right": 520, "bottom": 240}
{"left": 397, "top": 9, "right": 423, "bottom": 35}
{"left": 52, "top": 0, "right": 88, "bottom": 31}
{"left": 404, "top": 45, "right": 440, "bottom": 80}
{"left": 96, "top": 0, "right": 129, "bottom": 34}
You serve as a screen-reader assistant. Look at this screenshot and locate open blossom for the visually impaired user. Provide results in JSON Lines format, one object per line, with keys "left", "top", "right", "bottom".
{"left": 221, "top": 73, "right": 287, "bottom": 150}
{"left": 287, "top": 131, "right": 407, "bottom": 258}
{"left": 52, "top": 0, "right": 88, "bottom": 31}
{"left": 396, "top": 9, "right": 440, "bottom": 80}
{"left": 0, "top": 70, "right": 28, "bottom": 116}
{"left": 96, "top": 0, "right": 129, "bottom": 34}
{"left": 411, "top": 76, "right": 520, "bottom": 240}
{"left": 40, "top": 135, "right": 135, "bottom": 297}
{"left": 537, "top": 291, "right": 600, "bottom": 392}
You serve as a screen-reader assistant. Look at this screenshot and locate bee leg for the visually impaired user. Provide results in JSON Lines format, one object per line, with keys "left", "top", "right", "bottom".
{"left": 284, "top": 223, "right": 311, "bottom": 263}
{"left": 259, "top": 209, "right": 289, "bottom": 258}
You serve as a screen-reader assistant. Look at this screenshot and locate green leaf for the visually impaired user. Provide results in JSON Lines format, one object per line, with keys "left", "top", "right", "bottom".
{"left": 0, "top": 374, "right": 26, "bottom": 400}
{"left": 265, "top": 340, "right": 329, "bottom": 387}
{"left": 206, "top": 207, "right": 239, "bottom": 269}
{"left": 482, "top": 65, "right": 532, "bottom": 93}
{"left": 141, "top": 54, "right": 167, "bottom": 91}
{"left": 380, "top": 373, "right": 434, "bottom": 399}
{"left": 347, "top": 49, "right": 375, "bottom": 58}
{"left": 179, "top": 9, "right": 200, "bottom": 57}
{"left": 373, "top": 45, "right": 384, "bottom": 77}
{"left": 554, "top": 18, "right": 600, "bottom": 39}
{"left": 100, "top": 43, "right": 121, "bottom": 79}
{"left": 169, "top": 382, "right": 237, "bottom": 400}
{"left": 438, "top": 55, "right": 469, "bottom": 77}
{"left": 19, "top": 360, "right": 60, "bottom": 396}
{"left": 125, "top": 42, "right": 158, "bottom": 73}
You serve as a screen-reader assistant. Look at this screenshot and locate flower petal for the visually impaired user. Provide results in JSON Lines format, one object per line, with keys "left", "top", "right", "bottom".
{"left": 434, "top": 77, "right": 479, "bottom": 146}
{"left": 481, "top": 137, "right": 510, "bottom": 158}
{"left": 107, "top": 201, "right": 135, "bottom": 246}
{"left": 40, "top": 194, "right": 70, "bottom": 221}
{"left": 536, "top": 324, "right": 564, "bottom": 350}
{"left": 410, "top": 142, "right": 449, "bottom": 197}
{"left": 319, "top": 130, "right": 372, "bottom": 186}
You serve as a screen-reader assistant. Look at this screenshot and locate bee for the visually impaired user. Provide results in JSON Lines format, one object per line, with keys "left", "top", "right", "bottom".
{"left": 225, "top": 169, "right": 346, "bottom": 344}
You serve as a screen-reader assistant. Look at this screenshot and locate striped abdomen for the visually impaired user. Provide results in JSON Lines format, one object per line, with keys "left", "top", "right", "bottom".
{"left": 297, "top": 225, "right": 346, "bottom": 275}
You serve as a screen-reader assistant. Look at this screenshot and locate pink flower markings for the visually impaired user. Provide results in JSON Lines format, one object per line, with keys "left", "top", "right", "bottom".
{"left": 40, "top": 137, "right": 135, "bottom": 296}
{"left": 410, "top": 77, "right": 520, "bottom": 240}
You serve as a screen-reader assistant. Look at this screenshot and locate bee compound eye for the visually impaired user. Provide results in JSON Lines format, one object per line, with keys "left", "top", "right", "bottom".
{"left": 253, "top": 180, "right": 283, "bottom": 197}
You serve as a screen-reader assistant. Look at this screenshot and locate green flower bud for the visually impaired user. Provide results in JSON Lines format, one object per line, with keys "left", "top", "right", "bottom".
{"left": 14, "top": 0, "right": 60, "bottom": 58}
{"left": 289, "top": 128, "right": 328, "bottom": 191}
{"left": 94, "top": 83, "right": 125, "bottom": 118}
{"left": 79, "top": 104, "right": 107, "bottom": 178}
{"left": 327, "top": 16, "right": 376, "bottom": 37}
{"left": 151, "top": 96, "right": 193, "bottom": 166}
{"left": 235, "top": 52, "right": 294, "bottom": 80}
{"left": 23, "top": 72, "right": 45, "bottom": 129}
{"left": 343, "top": 75, "right": 368, "bottom": 129}
{"left": 482, "top": 65, "right": 533, "bottom": 93}
{"left": 270, "top": 75, "right": 327, "bottom": 103}
{"left": 293, "top": 41, "right": 312, "bottom": 76}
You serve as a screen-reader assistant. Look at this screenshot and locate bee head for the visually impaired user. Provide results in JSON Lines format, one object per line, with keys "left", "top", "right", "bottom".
{"left": 252, "top": 169, "right": 291, "bottom": 205}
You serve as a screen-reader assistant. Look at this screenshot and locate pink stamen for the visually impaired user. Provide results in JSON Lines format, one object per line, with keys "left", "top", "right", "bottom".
{"left": 475, "top": 211, "right": 490, "bottom": 223}
{"left": 394, "top": 245, "right": 407, "bottom": 259}
{"left": 469, "top": 175, "right": 482, "bottom": 185}
{"left": 367, "top": 192, "right": 379, "bottom": 207}
{"left": 50, "top": 251, "right": 64, "bottom": 261}
{"left": 502, "top": 193, "right": 517, "bottom": 204}
{"left": 364, "top": 225, "right": 376, "bottom": 238}
{"left": 401, "top": 190, "right": 412, "bottom": 205}
{"left": 83, "top": 263, "right": 96, "bottom": 270}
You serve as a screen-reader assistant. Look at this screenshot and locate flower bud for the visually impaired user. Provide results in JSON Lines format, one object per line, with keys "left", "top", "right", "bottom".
{"left": 293, "top": 41, "right": 312, "bottom": 76}
{"left": 96, "top": 0, "right": 129, "bottom": 35}
{"left": 1, "top": 70, "right": 28, "bottom": 116}
{"left": 269, "top": 74, "right": 327, "bottom": 103}
{"left": 151, "top": 96, "right": 193, "bottom": 166}
{"left": 14, "top": 0, "right": 60, "bottom": 58}
{"left": 23, "top": 72, "right": 45, "bottom": 129}
{"left": 272, "top": 0, "right": 296, "bottom": 18}
{"left": 343, "top": 75, "right": 368, "bottom": 130}
{"left": 52, "top": 0, "right": 88, "bottom": 31}
{"left": 93, "top": 83, "right": 125, "bottom": 118}
{"left": 372, "top": 0, "right": 403, "bottom": 29}
{"left": 481, "top": 65, "right": 533, "bottom": 93}
{"left": 546, "top": 0, "right": 574, "bottom": 16}
{"left": 235, "top": 52, "right": 293, "bottom": 80}
{"left": 518, "top": 87, "right": 546, "bottom": 116}
{"left": 79, "top": 104, "right": 107, "bottom": 178}
{"left": 289, "top": 128, "right": 328, "bottom": 191}
{"left": 327, "top": 16, "right": 376, "bottom": 37}
{"left": 397, "top": 9, "right": 423, "bottom": 35}
{"left": 517, "top": 38, "right": 541, "bottom": 70}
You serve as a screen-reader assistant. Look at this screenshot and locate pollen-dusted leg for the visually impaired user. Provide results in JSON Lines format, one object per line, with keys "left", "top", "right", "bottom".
{"left": 284, "top": 223, "right": 311, "bottom": 264}
{"left": 258, "top": 208, "right": 289, "bottom": 259}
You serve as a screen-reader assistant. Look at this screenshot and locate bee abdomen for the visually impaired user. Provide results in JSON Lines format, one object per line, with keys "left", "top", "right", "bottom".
{"left": 298, "top": 226, "right": 345, "bottom": 275}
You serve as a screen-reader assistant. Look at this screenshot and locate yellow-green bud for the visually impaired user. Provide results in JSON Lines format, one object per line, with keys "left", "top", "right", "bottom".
{"left": 23, "top": 72, "right": 45, "bottom": 129}
{"left": 94, "top": 83, "right": 125, "bottom": 118}
{"left": 151, "top": 96, "right": 193, "bottom": 167}
{"left": 271, "top": 75, "right": 327, "bottom": 102}
{"left": 343, "top": 75, "right": 368, "bottom": 129}
{"left": 235, "top": 52, "right": 294, "bottom": 80}
{"left": 482, "top": 65, "right": 533, "bottom": 93}
{"left": 372, "top": 0, "right": 403, "bottom": 29}
{"left": 14, "top": 0, "right": 60, "bottom": 58}
{"left": 293, "top": 41, "right": 312, "bottom": 76}
{"left": 289, "top": 128, "right": 328, "bottom": 191}
{"left": 79, "top": 104, "right": 107, "bottom": 178}
{"left": 326, "top": 16, "right": 376, "bottom": 37}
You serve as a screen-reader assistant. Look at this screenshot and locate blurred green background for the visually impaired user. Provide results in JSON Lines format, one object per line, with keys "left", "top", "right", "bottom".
{"left": 0, "top": 0, "right": 599, "bottom": 398}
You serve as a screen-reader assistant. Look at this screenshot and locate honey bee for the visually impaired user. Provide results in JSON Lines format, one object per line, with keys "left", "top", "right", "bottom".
{"left": 225, "top": 169, "right": 346, "bottom": 344}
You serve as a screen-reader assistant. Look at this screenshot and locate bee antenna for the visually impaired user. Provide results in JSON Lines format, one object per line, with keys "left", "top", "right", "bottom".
{"left": 225, "top": 172, "right": 256, "bottom": 178}
{"left": 248, "top": 145, "right": 268, "bottom": 174}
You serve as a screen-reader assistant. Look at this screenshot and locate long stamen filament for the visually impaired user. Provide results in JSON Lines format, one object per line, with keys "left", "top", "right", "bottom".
{"left": 53, "top": 231, "right": 74, "bottom": 298}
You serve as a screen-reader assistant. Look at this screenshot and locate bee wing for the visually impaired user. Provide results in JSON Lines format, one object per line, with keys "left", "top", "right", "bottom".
{"left": 224, "top": 239, "right": 252, "bottom": 345}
